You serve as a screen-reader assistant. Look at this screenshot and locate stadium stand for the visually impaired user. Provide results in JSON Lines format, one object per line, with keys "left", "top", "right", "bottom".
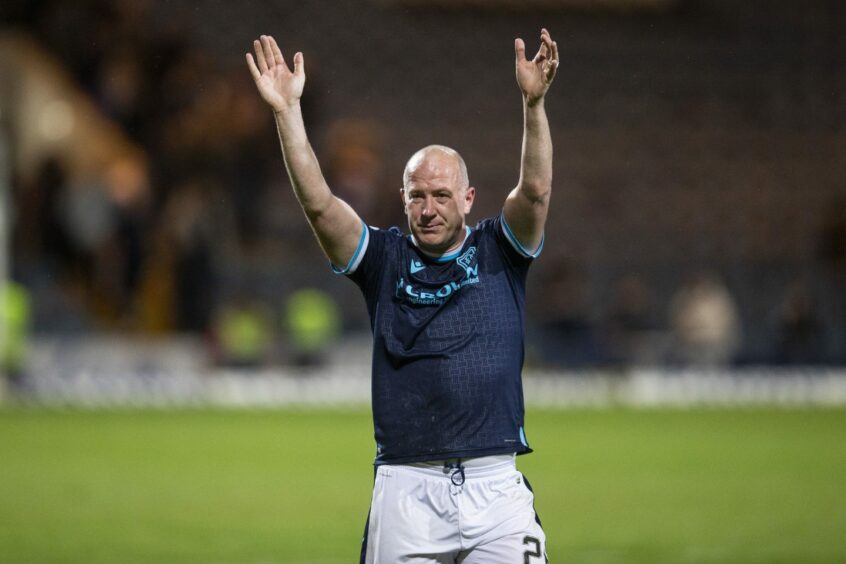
{"left": 0, "top": 0, "right": 843, "bottom": 388}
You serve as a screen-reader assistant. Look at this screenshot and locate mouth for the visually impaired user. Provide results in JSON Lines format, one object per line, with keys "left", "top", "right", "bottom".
{"left": 418, "top": 224, "right": 443, "bottom": 234}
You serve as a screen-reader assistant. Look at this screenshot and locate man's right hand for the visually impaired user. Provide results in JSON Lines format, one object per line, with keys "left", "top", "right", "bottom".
{"left": 246, "top": 35, "right": 305, "bottom": 112}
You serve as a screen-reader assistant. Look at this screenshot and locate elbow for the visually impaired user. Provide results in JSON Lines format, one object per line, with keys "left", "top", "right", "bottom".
{"left": 302, "top": 192, "right": 336, "bottom": 222}
{"left": 519, "top": 180, "right": 552, "bottom": 204}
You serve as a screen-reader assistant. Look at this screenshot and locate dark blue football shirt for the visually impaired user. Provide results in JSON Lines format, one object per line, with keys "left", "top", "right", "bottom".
{"left": 335, "top": 213, "right": 542, "bottom": 465}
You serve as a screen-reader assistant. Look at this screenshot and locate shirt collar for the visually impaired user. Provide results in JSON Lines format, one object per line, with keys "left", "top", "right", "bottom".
{"left": 410, "top": 226, "right": 472, "bottom": 262}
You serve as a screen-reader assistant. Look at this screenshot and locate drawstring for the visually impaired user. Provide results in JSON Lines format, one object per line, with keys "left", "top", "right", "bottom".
{"left": 445, "top": 459, "right": 465, "bottom": 486}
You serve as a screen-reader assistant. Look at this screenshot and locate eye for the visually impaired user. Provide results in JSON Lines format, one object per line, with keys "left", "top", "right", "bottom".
{"left": 435, "top": 193, "right": 450, "bottom": 203}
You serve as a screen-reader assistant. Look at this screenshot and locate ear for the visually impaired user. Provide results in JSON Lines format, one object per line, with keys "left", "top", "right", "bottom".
{"left": 463, "top": 186, "right": 476, "bottom": 214}
{"left": 400, "top": 188, "right": 409, "bottom": 213}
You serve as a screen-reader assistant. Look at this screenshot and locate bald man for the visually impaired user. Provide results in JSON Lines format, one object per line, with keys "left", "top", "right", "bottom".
{"left": 248, "top": 28, "right": 558, "bottom": 564}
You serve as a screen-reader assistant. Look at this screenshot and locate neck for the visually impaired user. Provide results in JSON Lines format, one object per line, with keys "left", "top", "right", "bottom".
{"left": 413, "top": 225, "right": 469, "bottom": 258}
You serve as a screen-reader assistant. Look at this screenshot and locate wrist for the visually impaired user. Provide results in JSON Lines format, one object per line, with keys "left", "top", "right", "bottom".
{"left": 523, "top": 95, "right": 545, "bottom": 109}
{"left": 272, "top": 101, "right": 302, "bottom": 117}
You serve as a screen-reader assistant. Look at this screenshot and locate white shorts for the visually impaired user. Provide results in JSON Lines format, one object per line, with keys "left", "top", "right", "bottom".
{"left": 361, "top": 454, "right": 547, "bottom": 563}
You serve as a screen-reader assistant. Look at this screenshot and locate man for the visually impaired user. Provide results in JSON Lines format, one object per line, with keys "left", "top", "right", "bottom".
{"left": 247, "top": 28, "right": 558, "bottom": 563}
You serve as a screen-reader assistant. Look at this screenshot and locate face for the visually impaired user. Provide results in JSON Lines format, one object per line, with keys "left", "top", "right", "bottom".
{"left": 402, "top": 151, "right": 475, "bottom": 255}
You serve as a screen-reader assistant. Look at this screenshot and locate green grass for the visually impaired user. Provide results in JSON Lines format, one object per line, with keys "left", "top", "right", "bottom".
{"left": 1, "top": 408, "right": 845, "bottom": 563}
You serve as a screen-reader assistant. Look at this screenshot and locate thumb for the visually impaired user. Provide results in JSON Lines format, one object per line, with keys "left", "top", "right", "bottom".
{"left": 515, "top": 38, "right": 526, "bottom": 63}
{"left": 294, "top": 52, "right": 305, "bottom": 76}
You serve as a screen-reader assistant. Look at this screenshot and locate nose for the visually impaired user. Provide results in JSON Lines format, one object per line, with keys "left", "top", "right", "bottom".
{"left": 421, "top": 196, "right": 437, "bottom": 219}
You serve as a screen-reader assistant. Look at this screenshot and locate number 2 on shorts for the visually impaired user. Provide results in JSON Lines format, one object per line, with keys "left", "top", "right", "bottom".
{"left": 523, "top": 535, "right": 544, "bottom": 563}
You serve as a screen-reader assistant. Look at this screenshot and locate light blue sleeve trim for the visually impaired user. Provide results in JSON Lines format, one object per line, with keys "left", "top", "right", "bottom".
{"left": 331, "top": 220, "right": 370, "bottom": 275}
{"left": 500, "top": 212, "right": 544, "bottom": 259}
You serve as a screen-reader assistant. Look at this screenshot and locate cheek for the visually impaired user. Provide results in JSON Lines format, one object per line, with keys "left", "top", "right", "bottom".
{"left": 444, "top": 202, "right": 461, "bottom": 218}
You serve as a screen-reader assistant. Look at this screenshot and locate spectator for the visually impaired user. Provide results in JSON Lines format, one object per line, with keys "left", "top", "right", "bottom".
{"left": 817, "top": 195, "right": 846, "bottom": 362}
{"left": 604, "top": 272, "right": 660, "bottom": 366}
{"left": 325, "top": 118, "right": 392, "bottom": 227}
{"left": 532, "top": 261, "right": 600, "bottom": 367}
{"left": 772, "top": 280, "right": 824, "bottom": 365}
{"left": 211, "top": 294, "right": 274, "bottom": 368}
{"left": 284, "top": 288, "right": 341, "bottom": 367}
{"left": 156, "top": 177, "right": 221, "bottom": 333}
{"left": 669, "top": 271, "right": 741, "bottom": 367}
{"left": 1, "top": 282, "right": 31, "bottom": 391}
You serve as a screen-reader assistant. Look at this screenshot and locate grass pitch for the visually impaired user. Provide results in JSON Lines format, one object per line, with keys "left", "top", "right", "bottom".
{"left": 1, "top": 408, "right": 845, "bottom": 563}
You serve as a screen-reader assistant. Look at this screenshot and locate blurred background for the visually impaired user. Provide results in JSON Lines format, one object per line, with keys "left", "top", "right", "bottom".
{"left": 2, "top": 3, "right": 846, "bottom": 563}
{"left": 0, "top": 0, "right": 844, "bottom": 403}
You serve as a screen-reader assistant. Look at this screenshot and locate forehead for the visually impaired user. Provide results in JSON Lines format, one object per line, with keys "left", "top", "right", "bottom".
{"left": 406, "top": 152, "right": 462, "bottom": 188}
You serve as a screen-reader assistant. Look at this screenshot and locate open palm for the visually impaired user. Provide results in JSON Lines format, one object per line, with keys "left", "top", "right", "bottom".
{"left": 246, "top": 35, "right": 305, "bottom": 111}
{"left": 515, "top": 28, "right": 559, "bottom": 104}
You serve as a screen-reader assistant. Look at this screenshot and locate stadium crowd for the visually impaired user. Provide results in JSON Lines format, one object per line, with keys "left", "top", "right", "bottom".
{"left": 1, "top": 0, "right": 844, "bottom": 370}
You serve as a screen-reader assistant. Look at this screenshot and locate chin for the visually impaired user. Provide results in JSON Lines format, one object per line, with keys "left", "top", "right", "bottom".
{"left": 418, "top": 233, "right": 443, "bottom": 245}
{"left": 416, "top": 231, "right": 448, "bottom": 251}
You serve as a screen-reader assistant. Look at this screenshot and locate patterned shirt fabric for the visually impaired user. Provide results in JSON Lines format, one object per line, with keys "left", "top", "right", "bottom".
{"left": 339, "top": 214, "right": 542, "bottom": 464}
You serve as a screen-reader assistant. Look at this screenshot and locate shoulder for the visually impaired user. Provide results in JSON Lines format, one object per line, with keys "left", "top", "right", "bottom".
{"left": 369, "top": 225, "right": 406, "bottom": 251}
{"left": 385, "top": 226, "right": 405, "bottom": 238}
{"left": 474, "top": 214, "right": 543, "bottom": 262}
{"left": 338, "top": 224, "right": 405, "bottom": 278}
{"left": 473, "top": 216, "right": 499, "bottom": 233}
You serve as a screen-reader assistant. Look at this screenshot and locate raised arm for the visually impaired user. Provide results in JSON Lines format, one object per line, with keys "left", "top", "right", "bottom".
{"left": 246, "top": 35, "right": 363, "bottom": 270}
{"left": 503, "top": 28, "right": 559, "bottom": 255}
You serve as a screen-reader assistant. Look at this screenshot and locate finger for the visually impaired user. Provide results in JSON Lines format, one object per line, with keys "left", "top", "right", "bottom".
{"left": 532, "top": 41, "right": 546, "bottom": 64}
{"left": 261, "top": 35, "right": 276, "bottom": 70}
{"left": 246, "top": 53, "right": 262, "bottom": 82}
{"left": 269, "top": 35, "right": 285, "bottom": 67}
{"left": 515, "top": 38, "right": 527, "bottom": 63}
{"left": 542, "top": 31, "right": 553, "bottom": 52}
{"left": 293, "top": 51, "right": 305, "bottom": 77}
{"left": 538, "top": 30, "right": 553, "bottom": 62}
{"left": 253, "top": 39, "right": 269, "bottom": 73}
{"left": 546, "top": 46, "right": 559, "bottom": 81}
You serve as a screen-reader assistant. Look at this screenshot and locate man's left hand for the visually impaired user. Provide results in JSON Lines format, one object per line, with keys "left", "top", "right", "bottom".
{"left": 515, "top": 28, "right": 559, "bottom": 105}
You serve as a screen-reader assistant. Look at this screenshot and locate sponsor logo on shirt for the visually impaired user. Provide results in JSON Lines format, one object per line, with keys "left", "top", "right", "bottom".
{"left": 397, "top": 247, "right": 480, "bottom": 305}
{"left": 456, "top": 247, "right": 478, "bottom": 280}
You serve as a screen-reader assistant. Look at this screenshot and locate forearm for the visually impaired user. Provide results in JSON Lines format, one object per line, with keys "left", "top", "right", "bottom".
{"left": 273, "top": 103, "right": 334, "bottom": 218}
{"left": 503, "top": 28, "right": 557, "bottom": 249}
{"left": 273, "top": 103, "right": 362, "bottom": 266}
{"left": 516, "top": 98, "right": 553, "bottom": 203}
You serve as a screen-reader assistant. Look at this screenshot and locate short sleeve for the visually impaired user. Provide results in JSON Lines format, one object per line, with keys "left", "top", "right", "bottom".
{"left": 330, "top": 220, "right": 370, "bottom": 275}
{"left": 498, "top": 212, "right": 544, "bottom": 259}
{"left": 344, "top": 226, "right": 402, "bottom": 299}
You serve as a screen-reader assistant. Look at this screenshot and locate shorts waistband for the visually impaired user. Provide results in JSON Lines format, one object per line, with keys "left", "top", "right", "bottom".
{"left": 385, "top": 454, "right": 517, "bottom": 479}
